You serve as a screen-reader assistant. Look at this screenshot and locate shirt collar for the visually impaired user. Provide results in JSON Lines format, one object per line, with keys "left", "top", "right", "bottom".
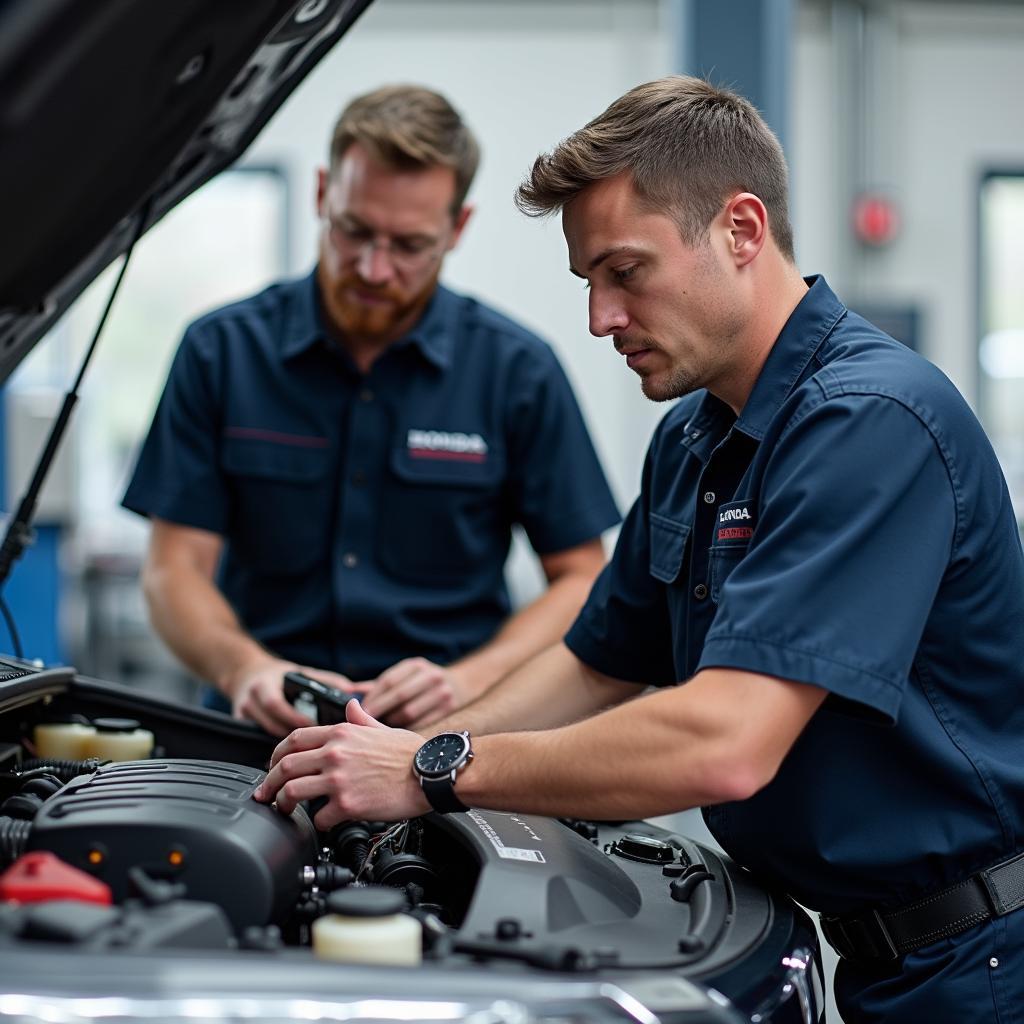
{"left": 389, "top": 283, "right": 456, "bottom": 371}
{"left": 734, "top": 275, "right": 845, "bottom": 440}
{"left": 679, "top": 275, "right": 846, "bottom": 454}
{"left": 280, "top": 268, "right": 455, "bottom": 372}
{"left": 280, "top": 269, "right": 328, "bottom": 361}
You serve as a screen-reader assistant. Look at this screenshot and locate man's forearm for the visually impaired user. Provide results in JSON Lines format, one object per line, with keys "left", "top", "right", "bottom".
{"left": 143, "top": 560, "right": 269, "bottom": 696}
{"left": 450, "top": 566, "right": 597, "bottom": 699}
{"left": 454, "top": 669, "right": 828, "bottom": 820}
{"left": 433, "top": 642, "right": 641, "bottom": 737}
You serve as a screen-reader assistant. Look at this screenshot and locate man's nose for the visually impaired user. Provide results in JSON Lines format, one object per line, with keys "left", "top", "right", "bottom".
{"left": 356, "top": 241, "right": 396, "bottom": 285}
{"left": 588, "top": 290, "right": 628, "bottom": 338}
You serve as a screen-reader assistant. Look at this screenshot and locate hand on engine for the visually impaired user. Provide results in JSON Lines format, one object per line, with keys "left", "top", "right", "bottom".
{"left": 227, "top": 657, "right": 356, "bottom": 737}
{"left": 252, "top": 699, "right": 428, "bottom": 828}
{"left": 360, "top": 657, "right": 468, "bottom": 730}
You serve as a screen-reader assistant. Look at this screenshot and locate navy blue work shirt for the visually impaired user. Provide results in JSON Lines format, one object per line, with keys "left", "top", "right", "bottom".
{"left": 567, "top": 277, "right": 1024, "bottom": 919}
{"left": 123, "top": 269, "right": 619, "bottom": 683}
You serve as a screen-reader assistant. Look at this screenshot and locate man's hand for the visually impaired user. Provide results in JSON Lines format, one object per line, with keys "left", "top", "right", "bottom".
{"left": 226, "top": 657, "right": 356, "bottom": 737}
{"left": 253, "top": 700, "right": 427, "bottom": 827}
{"left": 360, "top": 657, "right": 469, "bottom": 730}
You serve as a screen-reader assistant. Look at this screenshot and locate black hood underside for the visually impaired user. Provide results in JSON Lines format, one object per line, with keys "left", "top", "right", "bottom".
{"left": 0, "top": 0, "right": 372, "bottom": 386}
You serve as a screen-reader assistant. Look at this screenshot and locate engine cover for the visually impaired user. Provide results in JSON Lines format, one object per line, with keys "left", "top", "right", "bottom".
{"left": 27, "top": 759, "right": 317, "bottom": 932}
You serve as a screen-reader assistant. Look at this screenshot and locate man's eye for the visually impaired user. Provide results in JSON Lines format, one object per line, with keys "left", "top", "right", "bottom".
{"left": 394, "top": 238, "right": 432, "bottom": 256}
{"left": 337, "top": 224, "right": 372, "bottom": 244}
{"left": 612, "top": 265, "right": 638, "bottom": 282}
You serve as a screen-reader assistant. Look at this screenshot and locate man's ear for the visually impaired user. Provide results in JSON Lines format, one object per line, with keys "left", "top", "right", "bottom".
{"left": 724, "top": 192, "right": 768, "bottom": 268}
{"left": 448, "top": 203, "right": 475, "bottom": 250}
{"left": 315, "top": 167, "right": 328, "bottom": 218}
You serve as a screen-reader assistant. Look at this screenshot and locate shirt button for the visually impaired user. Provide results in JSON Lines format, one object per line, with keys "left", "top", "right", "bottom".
{"left": 342, "top": 552, "right": 359, "bottom": 569}
{"left": 690, "top": 429, "right": 702, "bottom": 440}
{"left": 703, "top": 491, "right": 716, "bottom": 504}
{"left": 359, "top": 389, "right": 374, "bottom": 403}
{"left": 352, "top": 470, "right": 367, "bottom": 486}
{"left": 693, "top": 583, "right": 708, "bottom": 600}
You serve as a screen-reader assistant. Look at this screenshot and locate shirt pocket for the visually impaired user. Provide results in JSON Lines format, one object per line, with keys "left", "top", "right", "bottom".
{"left": 649, "top": 513, "right": 691, "bottom": 584}
{"left": 220, "top": 438, "right": 331, "bottom": 573}
{"left": 708, "top": 542, "right": 750, "bottom": 604}
{"left": 378, "top": 446, "right": 508, "bottom": 584}
{"left": 708, "top": 500, "right": 755, "bottom": 603}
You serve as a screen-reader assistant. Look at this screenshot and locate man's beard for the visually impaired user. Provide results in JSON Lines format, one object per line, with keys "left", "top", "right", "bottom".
{"left": 640, "top": 363, "right": 699, "bottom": 403}
{"left": 617, "top": 335, "right": 700, "bottom": 403}
{"left": 326, "top": 270, "right": 438, "bottom": 342}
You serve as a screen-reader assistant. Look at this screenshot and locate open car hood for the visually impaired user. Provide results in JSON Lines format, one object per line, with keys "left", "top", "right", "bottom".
{"left": 0, "top": 0, "right": 372, "bottom": 387}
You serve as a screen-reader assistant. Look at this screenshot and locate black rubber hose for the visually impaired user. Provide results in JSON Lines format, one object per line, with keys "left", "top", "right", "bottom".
{"left": 332, "top": 824, "right": 372, "bottom": 874}
{"left": 18, "top": 758, "right": 102, "bottom": 781}
{"left": 19, "top": 776, "right": 62, "bottom": 800}
{"left": 0, "top": 774, "right": 63, "bottom": 821}
{"left": 312, "top": 864, "right": 353, "bottom": 890}
{"left": 0, "top": 816, "right": 31, "bottom": 867}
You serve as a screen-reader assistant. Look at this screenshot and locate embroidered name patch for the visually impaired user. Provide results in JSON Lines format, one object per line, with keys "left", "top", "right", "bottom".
{"left": 407, "top": 429, "right": 488, "bottom": 462}
{"left": 715, "top": 499, "right": 756, "bottom": 544}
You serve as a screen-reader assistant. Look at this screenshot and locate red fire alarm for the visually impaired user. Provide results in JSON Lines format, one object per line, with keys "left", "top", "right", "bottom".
{"left": 852, "top": 193, "right": 900, "bottom": 246}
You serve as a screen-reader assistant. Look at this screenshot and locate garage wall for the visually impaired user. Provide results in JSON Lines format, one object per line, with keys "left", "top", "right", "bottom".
{"left": 791, "top": 0, "right": 1024, "bottom": 401}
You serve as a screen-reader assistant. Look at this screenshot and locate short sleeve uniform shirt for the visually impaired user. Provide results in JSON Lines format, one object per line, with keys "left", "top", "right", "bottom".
{"left": 124, "top": 270, "right": 619, "bottom": 680}
{"left": 567, "top": 277, "right": 1024, "bottom": 921}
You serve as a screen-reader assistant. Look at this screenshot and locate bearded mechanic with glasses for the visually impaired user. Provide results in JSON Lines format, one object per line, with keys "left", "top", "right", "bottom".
{"left": 122, "top": 85, "right": 619, "bottom": 738}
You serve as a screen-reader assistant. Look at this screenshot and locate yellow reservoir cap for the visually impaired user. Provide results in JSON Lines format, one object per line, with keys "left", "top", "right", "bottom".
{"left": 81, "top": 718, "right": 154, "bottom": 761}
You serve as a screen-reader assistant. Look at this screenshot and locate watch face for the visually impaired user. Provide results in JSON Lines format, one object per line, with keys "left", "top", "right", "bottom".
{"left": 414, "top": 732, "right": 469, "bottom": 779}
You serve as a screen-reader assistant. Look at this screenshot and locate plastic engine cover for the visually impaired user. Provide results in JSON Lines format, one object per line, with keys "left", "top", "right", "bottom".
{"left": 27, "top": 759, "right": 317, "bottom": 932}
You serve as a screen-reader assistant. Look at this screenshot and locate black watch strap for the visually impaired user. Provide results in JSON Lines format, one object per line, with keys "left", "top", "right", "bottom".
{"left": 421, "top": 775, "right": 470, "bottom": 814}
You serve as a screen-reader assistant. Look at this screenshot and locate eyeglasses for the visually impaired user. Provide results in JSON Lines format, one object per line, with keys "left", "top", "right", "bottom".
{"left": 323, "top": 214, "right": 447, "bottom": 272}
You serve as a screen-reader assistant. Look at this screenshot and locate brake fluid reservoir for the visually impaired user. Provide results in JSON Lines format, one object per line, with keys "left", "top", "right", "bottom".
{"left": 33, "top": 720, "right": 97, "bottom": 759}
{"left": 312, "top": 886, "right": 421, "bottom": 966}
{"left": 82, "top": 718, "right": 154, "bottom": 761}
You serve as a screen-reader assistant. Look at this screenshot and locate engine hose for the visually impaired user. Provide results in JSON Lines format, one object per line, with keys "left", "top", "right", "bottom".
{"left": 18, "top": 758, "right": 102, "bottom": 781}
{"left": 15, "top": 774, "right": 62, "bottom": 798}
{"left": 332, "top": 824, "right": 372, "bottom": 875}
{"left": 344, "top": 840, "right": 370, "bottom": 874}
{"left": 0, "top": 816, "right": 31, "bottom": 867}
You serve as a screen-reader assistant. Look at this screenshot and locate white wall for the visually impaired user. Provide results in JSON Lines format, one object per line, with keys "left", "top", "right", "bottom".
{"left": 792, "top": 1, "right": 1024, "bottom": 401}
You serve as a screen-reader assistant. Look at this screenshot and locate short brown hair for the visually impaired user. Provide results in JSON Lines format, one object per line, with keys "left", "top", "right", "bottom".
{"left": 330, "top": 84, "right": 480, "bottom": 215}
{"left": 515, "top": 75, "right": 794, "bottom": 261}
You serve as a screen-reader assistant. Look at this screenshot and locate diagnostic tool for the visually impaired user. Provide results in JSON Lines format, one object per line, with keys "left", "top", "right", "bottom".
{"left": 283, "top": 671, "right": 357, "bottom": 726}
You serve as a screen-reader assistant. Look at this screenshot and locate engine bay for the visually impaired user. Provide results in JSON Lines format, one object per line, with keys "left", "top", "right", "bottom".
{"left": 0, "top": 658, "right": 822, "bottom": 1023}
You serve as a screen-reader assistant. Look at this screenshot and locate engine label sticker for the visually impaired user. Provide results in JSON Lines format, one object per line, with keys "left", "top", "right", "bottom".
{"left": 496, "top": 847, "right": 546, "bottom": 863}
{"left": 467, "top": 810, "right": 546, "bottom": 863}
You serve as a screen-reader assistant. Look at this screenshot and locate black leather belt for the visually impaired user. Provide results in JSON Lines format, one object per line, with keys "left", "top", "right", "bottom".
{"left": 820, "top": 850, "right": 1024, "bottom": 962}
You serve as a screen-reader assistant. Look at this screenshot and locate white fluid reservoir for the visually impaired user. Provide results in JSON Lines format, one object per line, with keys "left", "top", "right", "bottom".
{"left": 312, "top": 885, "right": 422, "bottom": 966}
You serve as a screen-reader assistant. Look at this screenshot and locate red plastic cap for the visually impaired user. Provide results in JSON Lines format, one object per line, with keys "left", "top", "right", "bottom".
{"left": 0, "top": 851, "right": 113, "bottom": 905}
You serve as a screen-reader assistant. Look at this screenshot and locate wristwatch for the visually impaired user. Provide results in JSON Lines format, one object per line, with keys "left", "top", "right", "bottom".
{"left": 412, "top": 730, "right": 473, "bottom": 814}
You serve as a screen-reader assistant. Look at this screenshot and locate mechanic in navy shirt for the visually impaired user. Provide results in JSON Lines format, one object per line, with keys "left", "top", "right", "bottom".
{"left": 257, "top": 77, "right": 1024, "bottom": 1023}
{"left": 123, "top": 85, "right": 619, "bottom": 737}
